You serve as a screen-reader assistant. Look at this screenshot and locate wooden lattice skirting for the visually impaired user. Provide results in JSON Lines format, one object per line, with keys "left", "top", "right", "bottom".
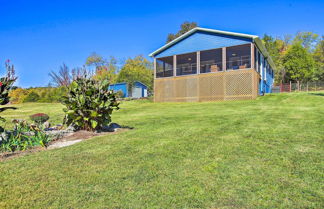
{"left": 154, "top": 69, "right": 260, "bottom": 102}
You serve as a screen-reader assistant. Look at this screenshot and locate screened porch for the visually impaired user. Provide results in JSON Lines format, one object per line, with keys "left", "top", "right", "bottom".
{"left": 155, "top": 43, "right": 254, "bottom": 78}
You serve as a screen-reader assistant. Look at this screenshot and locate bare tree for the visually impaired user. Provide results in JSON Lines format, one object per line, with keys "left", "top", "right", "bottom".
{"left": 49, "top": 63, "right": 71, "bottom": 87}
{"left": 49, "top": 64, "right": 93, "bottom": 87}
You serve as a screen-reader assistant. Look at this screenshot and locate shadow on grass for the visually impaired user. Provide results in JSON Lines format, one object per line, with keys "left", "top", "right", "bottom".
{"left": 309, "top": 92, "right": 324, "bottom": 97}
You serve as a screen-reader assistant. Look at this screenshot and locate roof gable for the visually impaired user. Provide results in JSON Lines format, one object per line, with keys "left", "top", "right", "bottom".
{"left": 154, "top": 31, "right": 252, "bottom": 58}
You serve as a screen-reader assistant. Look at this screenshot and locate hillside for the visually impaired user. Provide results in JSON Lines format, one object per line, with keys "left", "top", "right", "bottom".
{"left": 0, "top": 92, "right": 323, "bottom": 208}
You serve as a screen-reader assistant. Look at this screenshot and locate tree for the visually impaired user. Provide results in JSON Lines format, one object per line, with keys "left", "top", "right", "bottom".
{"left": 262, "top": 34, "right": 288, "bottom": 84}
{"left": 49, "top": 63, "right": 71, "bottom": 87}
{"left": 23, "top": 92, "right": 40, "bottom": 103}
{"left": 0, "top": 60, "right": 17, "bottom": 131}
{"left": 49, "top": 64, "right": 91, "bottom": 87}
{"left": 282, "top": 43, "right": 316, "bottom": 83}
{"left": 116, "top": 55, "right": 153, "bottom": 92}
{"left": 293, "top": 32, "right": 319, "bottom": 52}
{"left": 86, "top": 53, "right": 118, "bottom": 83}
{"left": 313, "top": 36, "right": 324, "bottom": 81}
{"left": 166, "top": 21, "right": 198, "bottom": 43}
{"left": 92, "top": 56, "right": 118, "bottom": 83}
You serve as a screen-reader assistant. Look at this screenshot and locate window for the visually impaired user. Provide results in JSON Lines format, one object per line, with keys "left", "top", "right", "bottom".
{"left": 176, "top": 52, "right": 197, "bottom": 76}
{"left": 226, "top": 44, "right": 251, "bottom": 70}
{"left": 156, "top": 56, "right": 173, "bottom": 78}
{"left": 200, "top": 48, "right": 222, "bottom": 73}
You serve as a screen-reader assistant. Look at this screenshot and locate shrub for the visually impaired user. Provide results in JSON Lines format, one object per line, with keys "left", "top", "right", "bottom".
{"left": 30, "top": 113, "right": 50, "bottom": 124}
{"left": 62, "top": 77, "right": 119, "bottom": 131}
{"left": 10, "top": 87, "right": 68, "bottom": 104}
{"left": 115, "top": 90, "right": 124, "bottom": 98}
{"left": 23, "top": 92, "right": 40, "bottom": 102}
{"left": 0, "top": 121, "right": 50, "bottom": 152}
{"left": 9, "top": 88, "right": 28, "bottom": 104}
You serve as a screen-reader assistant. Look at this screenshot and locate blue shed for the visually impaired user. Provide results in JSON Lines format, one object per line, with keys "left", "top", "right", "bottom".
{"left": 109, "top": 81, "right": 148, "bottom": 98}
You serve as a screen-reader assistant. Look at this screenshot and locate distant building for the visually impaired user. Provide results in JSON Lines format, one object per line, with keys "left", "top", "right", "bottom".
{"left": 149, "top": 27, "right": 275, "bottom": 102}
{"left": 109, "top": 81, "right": 148, "bottom": 98}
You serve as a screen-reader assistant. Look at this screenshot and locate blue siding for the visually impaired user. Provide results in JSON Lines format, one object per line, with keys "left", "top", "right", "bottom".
{"left": 109, "top": 81, "right": 148, "bottom": 98}
{"left": 109, "top": 83, "right": 128, "bottom": 97}
{"left": 134, "top": 81, "right": 148, "bottom": 97}
{"left": 258, "top": 56, "right": 274, "bottom": 94}
{"left": 155, "top": 31, "right": 252, "bottom": 58}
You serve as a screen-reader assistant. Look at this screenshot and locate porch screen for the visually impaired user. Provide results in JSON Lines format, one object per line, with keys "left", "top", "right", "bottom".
{"left": 156, "top": 56, "right": 173, "bottom": 78}
{"left": 176, "top": 52, "right": 197, "bottom": 76}
{"left": 200, "top": 48, "right": 223, "bottom": 73}
{"left": 226, "top": 44, "right": 251, "bottom": 70}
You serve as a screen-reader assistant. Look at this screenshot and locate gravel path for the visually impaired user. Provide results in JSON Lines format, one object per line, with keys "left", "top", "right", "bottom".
{"left": 48, "top": 139, "right": 83, "bottom": 149}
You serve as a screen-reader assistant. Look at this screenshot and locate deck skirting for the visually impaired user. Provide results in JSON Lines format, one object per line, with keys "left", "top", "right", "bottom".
{"left": 154, "top": 69, "right": 259, "bottom": 102}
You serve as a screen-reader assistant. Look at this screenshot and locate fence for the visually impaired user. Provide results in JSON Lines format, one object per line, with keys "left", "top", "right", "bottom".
{"left": 272, "top": 81, "right": 324, "bottom": 93}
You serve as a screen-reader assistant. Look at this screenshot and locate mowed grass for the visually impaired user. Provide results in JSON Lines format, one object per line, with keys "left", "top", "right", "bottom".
{"left": 0, "top": 93, "right": 323, "bottom": 208}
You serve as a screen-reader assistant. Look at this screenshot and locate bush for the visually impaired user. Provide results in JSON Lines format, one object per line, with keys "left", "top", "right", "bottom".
{"left": 30, "top": 113, "right": 49, "bottom": 124}
{"left": 23, "top": 92, "right": 40, "bottom": 102}
{"left": 10, "top": 87, "right": 68, "bottom": 104}
{"left": 0, "top": 121, "right": 50, "bottom": 152}
{"left": 62, "top": 77, "right": 119, "bottom": 131}
{"left": 115, "top": 90, "right": 124, "bottom": 98}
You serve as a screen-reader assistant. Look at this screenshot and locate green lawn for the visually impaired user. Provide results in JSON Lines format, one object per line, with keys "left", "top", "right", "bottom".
{"left": 0, "top": 93, "right": 323, "bottom": 208}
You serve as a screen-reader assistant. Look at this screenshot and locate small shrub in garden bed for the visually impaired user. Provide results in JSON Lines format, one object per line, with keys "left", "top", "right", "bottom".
{"left": 0, "top": 121, "right": 50, "bottom": 152}
{"left": 30, "top": 113, "right": 50, "bottom": 124}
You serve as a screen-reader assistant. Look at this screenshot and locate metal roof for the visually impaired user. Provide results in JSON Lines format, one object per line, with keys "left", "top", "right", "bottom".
{"left": 149, "top": 27, "right": 276, "bottom": 70}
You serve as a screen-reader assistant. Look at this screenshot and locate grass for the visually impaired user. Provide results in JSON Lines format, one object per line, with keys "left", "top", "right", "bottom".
{"left": 0, "top": 92, "right": 323, "bottom": 208}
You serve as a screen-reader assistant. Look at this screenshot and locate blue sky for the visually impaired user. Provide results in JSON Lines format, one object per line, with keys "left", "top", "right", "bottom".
{"left": 1, "top": 0, "right": 323, "bottom": 87}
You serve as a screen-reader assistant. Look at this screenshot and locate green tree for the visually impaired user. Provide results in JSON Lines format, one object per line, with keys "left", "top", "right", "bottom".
{"left": 313, "top": 36, "right": 324, "bottom": 81}
{"left": 293, "top": 32, "right": 319, "bottom": 52}
{"left": 23, "top": 92, "right": 40, "bottom": 103}
{"left": 167, "top": 21, "right": 198, "bottom": 43}
{"left": 85, "top": 52, "right": 106, "bottom": 67}
{"left": 282, "top": 43, "right": 316, "bottom": 83}
{"left": 116, "top": 55, "right": 153, "bottom": 93}
{"left": 86, "top": 53, "right": 118, "bottom": 83}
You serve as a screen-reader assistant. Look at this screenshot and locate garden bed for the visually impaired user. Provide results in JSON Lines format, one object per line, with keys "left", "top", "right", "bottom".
{"left": 0, "top": 128, "right": 130, "bottom": 161}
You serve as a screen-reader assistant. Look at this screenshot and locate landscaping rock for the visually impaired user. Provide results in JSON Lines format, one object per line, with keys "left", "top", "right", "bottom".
{"left": 45, "top": 129, "right": 74, "bottom": 140}
{"left": 102, "top": 123, "right": 122, "bottom": 132}
{"left": 66, "top": 125, "right": 77, "bottom": 132}
{"left": 43, "top": 121, "right": 51, "bottom": 129}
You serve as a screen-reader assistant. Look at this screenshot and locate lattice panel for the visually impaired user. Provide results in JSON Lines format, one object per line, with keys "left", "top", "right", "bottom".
{"left": 225, "top": 71, "right": 253, "bottom": 100}
{"left": 199, "top": 73, "right": 224, "bottom": 101}
{"left": 154, "top": 69, "right": 259, "bottom": 102}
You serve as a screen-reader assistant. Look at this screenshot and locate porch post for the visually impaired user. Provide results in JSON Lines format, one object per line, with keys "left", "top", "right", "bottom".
{"left": 153, "top": 58, "right": 156, "bottom": 79}
{"left": 251, "top": 43, "right": 255, "bottom": 70}
{"left": 222, "top": 47, "right": 226, "bottom": 71}
{"left": 255, "top": 47, "right": 259, "bottom": 72}
{"left": 197, "top": 51, "right": 200, "bottom": 74}
{"left": 173, "top": 55, "right": 177, "bottom": 77}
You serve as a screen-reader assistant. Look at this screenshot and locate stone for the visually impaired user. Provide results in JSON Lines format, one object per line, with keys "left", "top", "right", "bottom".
{"left": 102, "top": 123, "right": 122, "bottom": 132}
{"left": 66, "top": 125, "right": 76, "bottom": 132}
{"left": 43, "top": 121, "right": 51, "bottom": 129}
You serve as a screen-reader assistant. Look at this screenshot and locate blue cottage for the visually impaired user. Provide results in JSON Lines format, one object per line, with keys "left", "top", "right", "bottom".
{"left": 109, "top": 81, "right": 148, "bottom": 98}
{"left": 149, "top": 27, "right": 275, "bottom": 102}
